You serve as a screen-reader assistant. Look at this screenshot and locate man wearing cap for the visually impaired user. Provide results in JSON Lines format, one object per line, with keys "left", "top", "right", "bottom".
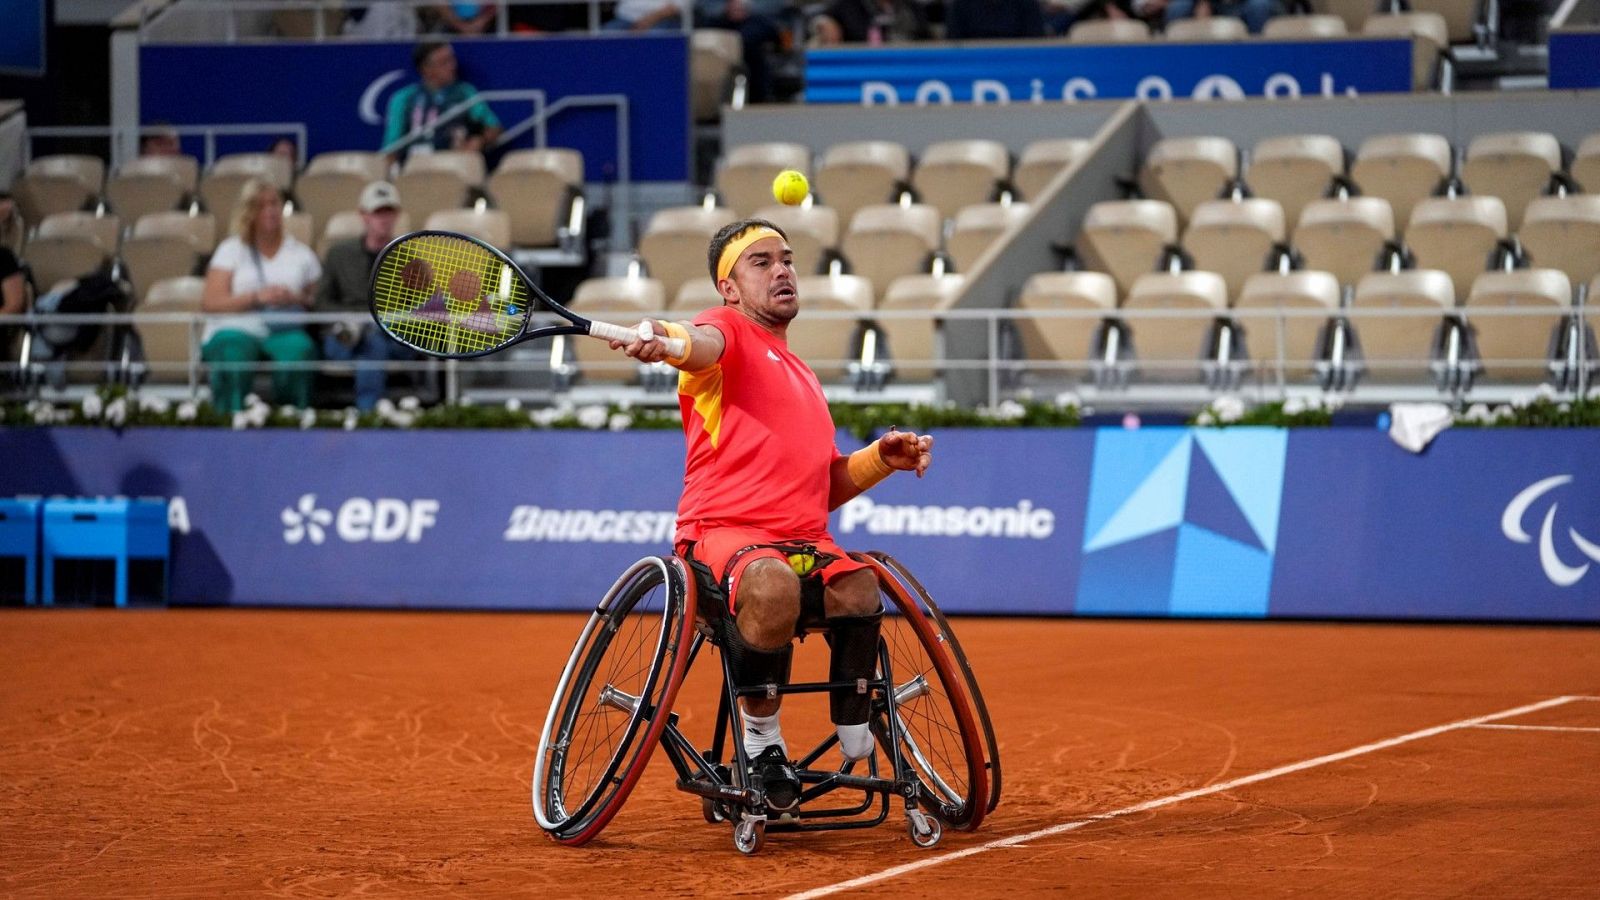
{"left": 314, "top": 181, "right": 417, "bottom": 410}
{"left": 608, "top": 218, "right": 936, "bottom": 814}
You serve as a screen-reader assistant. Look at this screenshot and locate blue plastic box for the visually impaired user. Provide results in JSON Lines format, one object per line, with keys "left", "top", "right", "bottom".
{"left": 41, "top": 498, "right": 170, "bottom": 607}
{"left": 0, "top": 497, "right": 42, "bottom": 605}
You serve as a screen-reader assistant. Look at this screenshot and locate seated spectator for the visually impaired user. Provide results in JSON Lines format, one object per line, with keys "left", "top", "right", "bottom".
{"left": 430, "top": 1, "right": 498, "bottom": 33}
{"left": 384, "top": 41, "right": 504, "bottom": 165}
{"left": 1064, "top": 0, "right": 1166, "bottom": 32}
{"left": 947, "top": 0, "right": 1046, "bottom": 39}
{"left": 200, "top": 179, "right": 322, "bottom": 413}
{"left": 812, "top": 0, "right": 930, "bottom": 44}
{"left": 315, "top": 182, "right": 419, "bottom": 411}
{"left": 344, "top": 0, "right": 421, "bottom": 37}
{"left": 1165, "top": 0, "right": 1271, "bottom": 34}
{"left": 140, "top": 124, "right": 182, "bottom": 157}
{"left": 604, "top": 0, "right": 686, "bottom": 31}
{"left": 695, "top": 0, "right": 787, "bottom": 103}
{"left": 269, "top": 136, "right": 298, "bottom": 168}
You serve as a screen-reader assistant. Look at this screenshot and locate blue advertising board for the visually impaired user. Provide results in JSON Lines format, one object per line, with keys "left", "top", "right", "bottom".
{"left": 2, "top": 426, "right": 1597, "bottom": 619}
{"left": 804, "top": 39, "right": 1413, "bottom": 104}
{"left": 0, "top": 0, "right": 46, "bottom": 76}
{"left": 139, "top": 34, "right": 689, "bottom": 182}
{"left": 1548, "top": 31, "right": 1600, "bottom": 90}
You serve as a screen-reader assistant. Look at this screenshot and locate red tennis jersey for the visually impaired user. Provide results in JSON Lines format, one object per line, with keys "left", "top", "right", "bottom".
{"left": 675, "top": 305, "right": 842, "bottom": 544}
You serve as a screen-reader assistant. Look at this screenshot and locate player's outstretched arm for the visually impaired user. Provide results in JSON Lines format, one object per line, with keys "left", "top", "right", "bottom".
{"left": 827, "top": 429, "right": 935, "bottom": 510}
{"left": 609, "top": 319, "right": 725, "bottom": 371}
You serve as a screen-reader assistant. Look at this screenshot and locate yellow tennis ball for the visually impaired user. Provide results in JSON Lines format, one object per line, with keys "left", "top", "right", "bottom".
{"left": 786, "top": 552, "right": 816, "bottom": 576}
{"left": 772, "top": 169, "right": 809, "bottom": 206}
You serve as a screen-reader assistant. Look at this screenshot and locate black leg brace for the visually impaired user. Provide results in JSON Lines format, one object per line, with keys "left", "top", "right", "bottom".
{"left": 723, "top": 619, "right": 793, "bottom": 699}
{"left": 825, "top": 612, "right": 883, "bottom": 725}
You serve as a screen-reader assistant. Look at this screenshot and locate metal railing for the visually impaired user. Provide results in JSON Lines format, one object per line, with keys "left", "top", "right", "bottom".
{"left": 26, "top": 123, "right": 310, "bottom": 177}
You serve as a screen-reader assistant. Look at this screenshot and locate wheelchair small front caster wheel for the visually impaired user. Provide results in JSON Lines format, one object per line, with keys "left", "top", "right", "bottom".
{"left": 907, "top": 808, "right": 942, "bottom": 848}
{"left": 733, "top": 816, "right": 766, "bottom": 855}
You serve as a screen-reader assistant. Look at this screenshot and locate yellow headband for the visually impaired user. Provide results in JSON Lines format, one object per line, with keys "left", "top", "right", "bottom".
{"left": 715, "top": 226, "right": 783, "bottom": 283}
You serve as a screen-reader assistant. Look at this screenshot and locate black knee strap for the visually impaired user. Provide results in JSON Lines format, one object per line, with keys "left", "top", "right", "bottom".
{"left": 826, "top": 612, "right": 883, "bottom": 725}
{"left": 723, "top": 620, "right": 793, "bottom": 699}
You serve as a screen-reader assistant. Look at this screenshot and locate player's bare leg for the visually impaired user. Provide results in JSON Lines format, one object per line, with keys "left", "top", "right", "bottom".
{"left": 824, "top": 568, "right": 884, "bottom": 761}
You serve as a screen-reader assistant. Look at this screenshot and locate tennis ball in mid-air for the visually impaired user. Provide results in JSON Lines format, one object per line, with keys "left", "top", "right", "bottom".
{"left": 772, "top": 169, "right": 809, "bottom": 206}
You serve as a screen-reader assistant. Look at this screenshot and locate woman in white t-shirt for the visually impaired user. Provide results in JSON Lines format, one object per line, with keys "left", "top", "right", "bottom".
{"left": 201, "top": 178, "right": 322, "bottom": 412}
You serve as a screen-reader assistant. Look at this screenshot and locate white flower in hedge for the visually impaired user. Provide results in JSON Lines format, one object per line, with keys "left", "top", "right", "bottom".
{"left": 1464, "top": 403, "right": 1491, "bottom": 423}
{"left": 1588, "top": 386, "right": 1600, "bottom": 402}
{"left": 1211, "top": 394, "right": 1246, "bottom": 423}
{"left": 1053, "top": 391, "right": 1082, "bottom": 411}
{"left": 608, "top": 412, "right": 632, "bottom": 431}
{"left": 137, "top": 393, "right": 171, "bottom": 415}
{"left": 277, "top": 405, "right": 297, "bottom": 419}
{"left": 1196, "top": 409, "right": 1217, "bottom": 426}
{"left": 231, "top": 410, "right": 251, "bottom": 430}
{"left": 530, "top": 406, "right": 562, "bottom": 427}
{"left": 244, "top": 393, "right": 262, "bottom": 409}
{"left": 342, "top": 409, "right": 359, "bottom": 431}
{"left": 390, "top": 410, "right": 417, "bottom": 428}
{"left": 176, "top": 401, "right": 198, "bottom": 422}
{"left": 399, "top": 396, "right": 421, "bottom": 412}
{"left": 104, "top": 397, "right": 128, "bottom": 427}
{"left": 81, "top": 392, "right": 104, "bottom": 420}
{"left": 1493, "top": 404, "right": 1513, "bottom": 420}
{"left": 1282, "top": 396, "right": 1307, "bottom": 416}
{"left": 989, "top": 399, "right": 1027, "bottom": 421}
{"left": 299, "top": 408, "right": 317, "bottom": 429}
{"left": 32, "top": 405, "right": 53, "bottom": 425}
{"left": 375, "top": 398, "right": 396, "bottom": 417}
{"left": 576, "top": 405, "right": 608, "bottom": 430}
{"left": 504, "top": 397, "right": 523, "bottom": 413}
{"left": 54, "top": 408, "right": 74, "bottom": 424}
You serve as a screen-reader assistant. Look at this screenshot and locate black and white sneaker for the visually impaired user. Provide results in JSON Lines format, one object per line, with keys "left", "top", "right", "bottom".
{"left": 749, "top": 745, "right": 801, "bottom": 814}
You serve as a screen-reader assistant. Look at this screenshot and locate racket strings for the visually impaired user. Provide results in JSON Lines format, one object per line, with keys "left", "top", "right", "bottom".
{"left": 372, "top": 234, "right": 531, "bottom": 355}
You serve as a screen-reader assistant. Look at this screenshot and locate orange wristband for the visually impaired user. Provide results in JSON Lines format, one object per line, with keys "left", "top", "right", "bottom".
{"left": 660, "top": 321, "right": 693, "bottom": 367}
{"left": 846, "top": 440, "right": 894, "bottom": 490}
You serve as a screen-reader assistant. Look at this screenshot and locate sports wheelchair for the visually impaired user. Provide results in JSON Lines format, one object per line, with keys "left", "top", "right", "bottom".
{"left": 532, "top": 549, "right": 1001, "bottom": 854}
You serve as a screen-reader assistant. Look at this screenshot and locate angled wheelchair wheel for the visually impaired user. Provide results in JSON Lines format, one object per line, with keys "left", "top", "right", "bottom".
{"left": 533, "top": 556, "right": 698, "bottom": 845}
{"left": 868, "top": 551, "right": 1002, "bottom": 817}
{"left": 854, "top": 554, "right": 991, "bottom": 832}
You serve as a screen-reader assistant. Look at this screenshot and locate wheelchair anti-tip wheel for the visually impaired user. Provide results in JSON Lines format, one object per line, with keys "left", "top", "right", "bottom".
{"left": 533, "top": 556, "right": 697, "bottom": 845}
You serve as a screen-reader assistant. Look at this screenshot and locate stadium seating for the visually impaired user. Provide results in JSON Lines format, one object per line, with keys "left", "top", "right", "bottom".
{"left": 716, "top": 142, "right": 809, "bottom": 218}
{"left": 1075, "top": 199, "right": 1178, "bottom": 296}
{"left": 1015, "top": 270, "right": 1118, "bottom": 376}
{"left": 284, "top": 211, "right": 314, "bottom": 248}
{"left": 1572, "top": 133, "right": 1600, "bottom": 193}
{"left": 1461, "top": 131, "right": 1562, "bottom": 231}
{"left": 947, "top": 202, "right": 1031, "bottom": 273}
{"left": 637, "top": 205, "right": 734, "bottom": 301}
{"left": 877, "top": 273, "right": 965, "bottom": 381}
{"left": 1068, "top": 18, "right": 1150, "bottom": 41}
{"left": 787, "top": 274, "right": 873, "bottom": 380}
{"left": 1261, "top": 13, "right": 1348, "bottom": 37}
{"left": 24, "top": 212, "right": 119, "bottom": 290}
{"left": 566, "top": 275, "right": 667, "bottom": 381}
{"left": 199, "top": 152, "right": 294, "bottom": 217}
{"left": 137, "top": 275, "right": 206, "bottom": 384}
{"left": 1350, "top": 269, "right": 1455, "bottom": 379}
{"left": 395, "top": 151, "right": 485, "bottom": 232}
{"left": 425, "top": 209, "right": 511, "bottom": 250}
{"left": 1245, "top": 134, "right": 1344, "bottom": 227}
{"left": 1409, "top": 0, "right": 1483, "bottom": 45}
{"left": 753, "top": 203, "right": 839, "bottom": 277}
{"left": 487, "top": 148, "right": 584, "bottom": 250}
{"left": 122, "top": 212, "right": 214, "bottom": 303}
{"left": 1517, "top": 195, "right": 1600, "bottom": 287}
{"left": 1012, "top": 139, "right": 1090, "bottom": 201}
{"left": 294, "top": 151, "right": 387, "bottom": 241}
{"left": 1138, "top": 136, "right": 1238, "bottom": 226}
{"left": 1464, "top": 269, "right": 1572, "bottom": 382}
{"left": 1165, "top": 16, "right": 1248, "bottom": 40}
{"left": 318, "top": 210, "right": 413, "bottom": 258}
{"left": 14, "top": 155, "right": 106, "bottom": 226}
{"left": 838, "top": 203, "right": 941, "bottom": 297}
{"left": 1403, "top": 196, "right": 1507, "bottom": 300}
{"left": 1350, "top": 133, "right": 1453, "bottom": 228}
{"left": 1361, "top": 12, "right": 1448, "bottom": 91}
{"left": 814, "top": 141, "right": 911, "bottom": 228}
{"left": 1309, "top": 0, "right": 1374, "bottom": 31}
{"left": 690, "top": 29, "right": 744, "bottom": 123}
{"left": 910, "top": 140, "right": 1010, "bottom": 222}
{"left": 1181, "top": 198, "right": 1286, "bottom": 299}
{"left": 106, "top": 155, "right": 200, "bottom": 223}
{"left": 1293, "top": 196, "right": 1396, "bottom": 288}
{"left": 1123, "top": 271, "right": 1229, "bottom": 378}
{"left": 1235, "top": 270, "right": 1341, "bottom": 379}
{"left": 672, "top": 278, "right": 724, "bottom": 312}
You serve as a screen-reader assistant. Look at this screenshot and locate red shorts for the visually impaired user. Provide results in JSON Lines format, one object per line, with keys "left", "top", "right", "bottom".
{"left": 677, "top": 526, "right": 873, "bottom": 612}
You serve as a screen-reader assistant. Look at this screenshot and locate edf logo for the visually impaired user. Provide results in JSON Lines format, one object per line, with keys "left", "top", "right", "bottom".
{"left": 282, "top": 494, "right": 440, "bottom": 545}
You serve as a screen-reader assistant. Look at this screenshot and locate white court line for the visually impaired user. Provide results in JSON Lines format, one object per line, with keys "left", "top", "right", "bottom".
{"left": 1469, "top": 723, "right": 1600, "bottom": 733}
{"left": 785, "top": 694, "right": 1589, "bottom": 900}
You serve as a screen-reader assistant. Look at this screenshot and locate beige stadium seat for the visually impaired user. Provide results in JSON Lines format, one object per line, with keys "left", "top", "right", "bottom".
{"left": 1465, "top": 269, "right": 1572, "bottom": 382}
{"left": 754, "top": 204, "right": 839, "bottom": 277}
{"left": 911, "top": 140, "right": 1010, "bottom": 222}
{"left": 716, "top": 142, "right": 810, "bottom": 218}
{"left": 1293, "top": 196, "right": 1396, "bottom": 288}
{"left": 1350, "top": 133, "right": 1452, "bottom": 227}
{"left": 567, "top": 276, "right": 667, "bottom": 381}
{"left": 1309, "top": 0, "right": 1375, "bottom": 31}
{"left": 1461, "top": 131, "right": 1562, "bottom": 231}
{"left": 1262, "top": 13, "right": 1348, "bottom": 37}
{"left": 283, "top": 211, "right": 314, "bottom": 248}
{"left": 487, "top": 148, "right": 584, "bottom": 249}
{"left": 1182, "top": 198, "right": 1287, "bottom": 299}
{"left": 1124, "top": 271, "right": 1229, "bottom": 378}
{"left": 638, "top": 206, "right": 735, "bottom": 301}
{"left": 1013, "top": 139, "right": 1090, "bottom": 201}
{"left": 1409, "top": 0, "right": 1480, "bottom": 44}
{"left": 1350, "top": 269, "right": 1455, "bottom": 379}
{"left": 1403, "top": 196, "right": 1507, "bottom": 300}
{"left": 1247, "top": 134, "right": 1344, "bottom": 226}
{"left": 318, "top": 210, "right": 412, "bottom": 259}
{"left": 789, "top": 274, "right": 873, "bottom": 381}
{"left": 1068, "top": 18, "right": 1151, "bottom": 41}
{"left": 1138, "top": 136, "right": 1238, "bottom": 226}
{"left": 1362, "top": 13, "right": 1448, "bottom": 91}
{"left": 425, "top": 209, "right": 511, "bottom": 249}
{"left": 14, "top": 155, "right": 106, "bottom": 226}
{"left": 691, "top": 29, "right": 743, "bottom": 123}
{"left": 123, "top": 212, "right": 214, "bottom": 303}
{"left": 1165, "top": 16, "right": 1248, "bottom": 40}
{"left": 1572, "top": 134, "right": 1600, "bottom": 193}
{"left": 137, "top": 275, "right": 206, "bottom": 383}
{"left": 107, "top": 155, "right": 199, "bottom": 223}
{"left": 1075, "top": 199, "right": 1179, "bottom": 296}
{"left": 948, "top": 202, "right": 1030, "bottom": 273}
{"left": 1518, "top": 195, "right": 1600, "bottom": 287}
{"left": 838, "top": 203, "right": 941, "bottom": 298}
{"left": 294, "top": 152, "right": 387, "bottom": 239}
{"left": 1016, "top": 271, "right": 1117, "bottom": 375}
{"left": 877, "top": 273, "right": 964, "bottom": 381}
{"left": 199, "top": 152, "right": 294, "bottom": 217}
{"left": 672, "top": 279, "right": 725, "bottom": 313}
{"left": 1235, "top": 270, "right": 1342, "bottom": 378}
{"left": 272, "top": 2, "right": 345, "bottom": 36}
{"left": 815, "top": 141, "right": 912, "bottom": 228}
{"left": 24, "top": 212, "right": 119, "bottom": 290}
{"left": 395, "top": 151, "right": 485, "bottom": 229}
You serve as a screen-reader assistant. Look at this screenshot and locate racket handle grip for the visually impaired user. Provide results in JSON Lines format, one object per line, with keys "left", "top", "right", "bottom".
{"left": 588, "top": 320, "right": 687, "bottom": 359}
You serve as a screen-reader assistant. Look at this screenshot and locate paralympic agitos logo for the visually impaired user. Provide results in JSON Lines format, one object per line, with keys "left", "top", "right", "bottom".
{"left": 1501, "top": 475, "right": 1600, "bottom": 587}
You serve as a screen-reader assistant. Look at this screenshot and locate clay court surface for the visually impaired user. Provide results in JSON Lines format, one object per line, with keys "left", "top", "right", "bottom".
{"left": 4, "top": 608, "right": 1599, "bottom": 898}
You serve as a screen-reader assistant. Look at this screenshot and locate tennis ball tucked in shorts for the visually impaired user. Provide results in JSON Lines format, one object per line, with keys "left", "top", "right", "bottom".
{"left": 787, "top": 551, "right": 817, "bottom": 576}
{"left": 772, "top": 170, "right": 809, "bottom": 206}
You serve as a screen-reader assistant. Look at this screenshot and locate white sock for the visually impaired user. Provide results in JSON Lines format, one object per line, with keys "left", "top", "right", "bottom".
{"left": 743, "top": 711, "right": 786, "bottom": 759}
{"left": 836, "top": 722, "right": 875, "bottom": 761}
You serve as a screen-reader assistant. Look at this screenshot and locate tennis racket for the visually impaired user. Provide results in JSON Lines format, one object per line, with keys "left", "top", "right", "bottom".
{"left": 368, "top": 230, "right": 685, "bottom": 360}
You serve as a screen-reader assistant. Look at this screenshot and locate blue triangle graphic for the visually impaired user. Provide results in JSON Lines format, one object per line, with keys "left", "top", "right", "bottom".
{"left": 1083, "top": 429, "right": 1188, "bottom": 540}
{"left": 1184, "top": 446, "right": 1266, "bottom": 551}
{"left": 1192, "top": 429, "right": 1287, "bottom": 553}
{"left": 1085, "top": 436, "right": 1190, "bottom": 552}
